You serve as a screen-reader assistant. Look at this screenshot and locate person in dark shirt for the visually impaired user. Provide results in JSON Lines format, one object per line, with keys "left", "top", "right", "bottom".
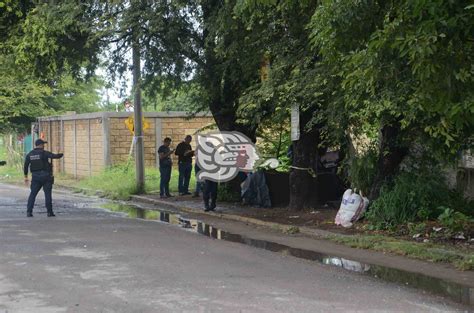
{"left": 158, "top": 137, "right": 174, "bottom": 198}
{"left": 174, "top": 135, "right": 194, "bottom": 195}
{"left": 23, "top": 139, "right": 64, "bottom": 217}
{"left": 0, "top": 161, "right": 6, "bottom": 166}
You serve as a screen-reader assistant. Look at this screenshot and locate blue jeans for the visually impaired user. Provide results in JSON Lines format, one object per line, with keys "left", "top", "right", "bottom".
{"left": 178, "top": 162, "right": 192, "bottom": 194}
{"left": 27, "top": 171, "right": 53, "bottom": 214}
{"left": 159, "top": 166, "right": 172, "bottom": 196}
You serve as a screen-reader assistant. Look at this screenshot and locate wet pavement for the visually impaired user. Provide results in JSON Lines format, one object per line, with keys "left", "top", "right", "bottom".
{"left": 0, "top": 183, "right": 471, "bottom": 312}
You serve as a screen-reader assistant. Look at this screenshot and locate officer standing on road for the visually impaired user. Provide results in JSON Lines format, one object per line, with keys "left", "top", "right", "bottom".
{"left": 24, "top": 139, "right": 63, "bottom": 217}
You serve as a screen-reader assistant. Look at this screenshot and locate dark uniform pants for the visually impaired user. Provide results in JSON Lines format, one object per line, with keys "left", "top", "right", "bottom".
{"left": 159, "top": 166, "right": 172, "bottom": 196}
{"left": 27, "top": 171, "right": 53, "bottom": 214}
{"left": 203, "top": 180, "right": 218, "bottom": 209}
{"left": 178, "top": 161, "right": 192, "bottom": 193}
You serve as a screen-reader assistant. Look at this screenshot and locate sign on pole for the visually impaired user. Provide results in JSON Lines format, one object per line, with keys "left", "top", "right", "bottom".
{"left": 125, "top": 115, "right": 150, "bottom": 135}
{"left": 291, "top": 104, "right": 300, "bottom": 141}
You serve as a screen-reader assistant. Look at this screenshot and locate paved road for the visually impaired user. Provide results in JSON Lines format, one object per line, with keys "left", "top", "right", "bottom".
{"left": 0, "top": 183, "right": 468, "bottom": 312}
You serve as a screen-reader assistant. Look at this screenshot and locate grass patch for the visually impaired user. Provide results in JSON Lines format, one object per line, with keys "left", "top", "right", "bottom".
{"left": 327, "top": 234, "right": 473, "bottom": 271}
{"left": 74, "top": 163, "right": 197, "bottom": 200}
{"left": 0, "top": 143, "right": 23, "bottom": 183}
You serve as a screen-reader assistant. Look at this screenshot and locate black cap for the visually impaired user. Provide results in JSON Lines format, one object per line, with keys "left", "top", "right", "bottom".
{"left": 35, "top": 139, "right": 48, "bottom": 146}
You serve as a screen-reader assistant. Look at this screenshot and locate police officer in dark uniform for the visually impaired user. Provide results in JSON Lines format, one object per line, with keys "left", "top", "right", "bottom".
{"left": 24, "top": 139, "right": 63, "bottom": 217}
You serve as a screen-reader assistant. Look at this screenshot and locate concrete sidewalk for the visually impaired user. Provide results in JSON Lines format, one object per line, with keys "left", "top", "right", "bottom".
{"left": 130, "top": 193, "right": 474, "bottom": 306}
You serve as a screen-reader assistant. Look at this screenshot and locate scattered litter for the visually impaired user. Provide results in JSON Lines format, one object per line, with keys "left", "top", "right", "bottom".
{"left": 289, "top": 216, "right": 300, "bottom": 219}
{"left": 423, "top": 239, "right": 429, "bottom": 243}
{"left": 432, "top": 227, "right": 443, "bottom": 232}
{"left": 83, "top": 245, "right": 87, "bottom": 248}
{"left": 454, "top": 233, "right": 466, "bottom": 240}
{"left": 310, "top": 211, "right": 320, "bottom": 214}
{"left": 412, "top": 233, "right": 421, "bottom": 239}
{"left": 113, "top": 230, "right": 118, "bottom": 233}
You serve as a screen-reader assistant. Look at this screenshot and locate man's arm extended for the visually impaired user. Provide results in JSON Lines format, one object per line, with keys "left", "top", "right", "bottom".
{"left": 44, "top": 151, "right": 64, "bottom": 159}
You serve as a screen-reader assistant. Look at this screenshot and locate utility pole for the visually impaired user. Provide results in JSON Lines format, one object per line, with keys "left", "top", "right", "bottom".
{"left": 132, "top": 4, "right": 145, "bottom": 193}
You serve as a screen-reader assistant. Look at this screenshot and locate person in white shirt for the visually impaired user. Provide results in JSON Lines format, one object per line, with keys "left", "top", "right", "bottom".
{"left": 124, "top": 99, "right": 134, "bottom": 112}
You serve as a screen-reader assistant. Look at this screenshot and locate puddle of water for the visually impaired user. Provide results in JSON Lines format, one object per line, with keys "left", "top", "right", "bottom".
{"left": 105, "top": 203, "right": 473, "bottom": 306}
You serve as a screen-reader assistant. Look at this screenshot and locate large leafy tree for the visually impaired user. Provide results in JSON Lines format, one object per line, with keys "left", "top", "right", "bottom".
{"left": 311, "top": 0, "right": 474, "bottom": 198}
{"left": 0, "top": 1, "right": 104, "bottom": 132}
{"left": 12, "top": 0, "right": 262, "bottom": 138}
{"left": 235, "top": 1, "right": 330, "bottom": 209}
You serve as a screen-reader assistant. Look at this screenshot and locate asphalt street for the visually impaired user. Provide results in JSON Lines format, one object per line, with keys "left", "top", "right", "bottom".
{"left": 0, "top": 182, "right": 469, "bottom": 312}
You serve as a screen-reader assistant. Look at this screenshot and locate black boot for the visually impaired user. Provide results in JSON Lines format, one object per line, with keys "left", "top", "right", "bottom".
{"left": 209, "top": 202, "right": 216, "bottom": 211}
{"left": 27, "top": 212, "right": 33, "bottom": 217}
{"left": 47, "top": 212, "right": 56, "bottom": 217}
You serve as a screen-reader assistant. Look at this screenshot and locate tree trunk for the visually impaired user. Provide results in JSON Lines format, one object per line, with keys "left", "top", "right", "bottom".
{"left": 369, "top": 123, "right": 408, "bottom": 200}
{"left": 289, "top": 111, "right": 320, "bottom": 210}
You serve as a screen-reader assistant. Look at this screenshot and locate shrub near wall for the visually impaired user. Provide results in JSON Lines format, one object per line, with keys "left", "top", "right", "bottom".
{"left": 366, "top": 171, "right": 473, "bottom": 230}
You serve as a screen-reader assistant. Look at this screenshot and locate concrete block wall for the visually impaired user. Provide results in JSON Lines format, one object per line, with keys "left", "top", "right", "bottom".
{"left": 37, "top": 112, "right": 214, "bottom": 178}
{"left": 109, "top": 117, "right": 157, "bottom": 167}
{"left": 37, "top": 119, "right": 62, "bottom": 175}
{"left": 109, "top": 115, "right": 214, "bottom": 167}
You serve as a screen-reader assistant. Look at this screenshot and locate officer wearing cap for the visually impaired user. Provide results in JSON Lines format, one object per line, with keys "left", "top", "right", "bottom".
{"left": 24, "top": 139, "right": 64, "bottom": 217}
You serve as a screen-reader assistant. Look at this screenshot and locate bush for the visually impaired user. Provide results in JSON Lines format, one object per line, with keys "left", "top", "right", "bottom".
{"left": 437, "top": 207, "right": 473, "bottom": 233}
{"left": 365, "top": 171, "right": 469, "bottom": 229}
{"left": 216, "top": 181, "right": 241, "bottom": 202}
{"left": 346, "top": 147, "right": 377, "bottom": 195}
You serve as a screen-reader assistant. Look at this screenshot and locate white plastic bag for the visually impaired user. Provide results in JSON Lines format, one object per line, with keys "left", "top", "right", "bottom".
{"left": 334, "top": 189, "right": 369, "bottom": 228}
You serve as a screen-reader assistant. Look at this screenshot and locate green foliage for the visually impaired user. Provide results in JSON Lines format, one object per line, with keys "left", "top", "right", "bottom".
{"left": 311, "top": 0, "right": 474, "bottom": 158}
{"left": 437, "top": 207, "right": 473, "bottom": 233}
{"left": 78, "top": 163, "right": 196, "bottom": 200}
{"left": 365, "top": 171, "right": 467, "bottom": 229}
{"left": 0, "top": 54, "right": 52, "bottom": 132}
{"left": 407, "top": 222, "right": 427, "bottom": 237}
{"left": 216, "top": 182, "right": 241, "bottom": 203}
{"left": 46, "top": 75, "right": 104, "bottom": 114}
{"left": 346, "top": 148, "right": 378, "bottom": 195}
{"left": 0, "top": 139, "right": 23, "bottom": 181}
{"left": 0, "top": 2, "right": 104, "bottom": 132}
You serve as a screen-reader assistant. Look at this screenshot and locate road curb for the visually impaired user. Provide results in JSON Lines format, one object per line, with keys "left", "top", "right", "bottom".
{"left": 130, "top": 194, "right": 338, "bottom": 239}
